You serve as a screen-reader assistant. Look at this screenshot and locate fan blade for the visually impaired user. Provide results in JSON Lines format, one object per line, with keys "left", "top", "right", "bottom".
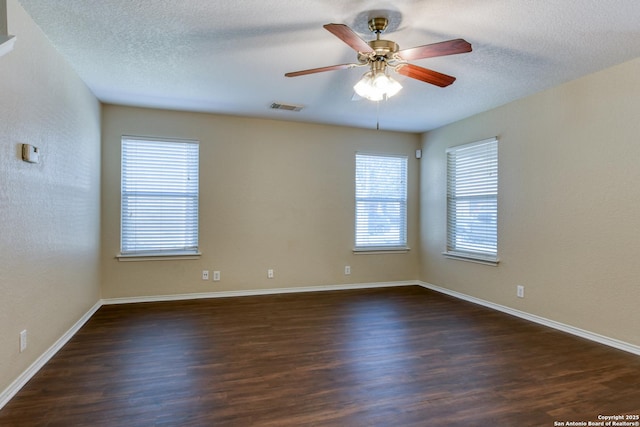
{"left": 397, "top": 38, "right": 472, "bottom": 61}
{"left": 285, "top": 63, "right": 355, "bottom": 77}
{"left": 323, "top": 23, "right": 374, "bottom": 53}
{"left": 396, "top": 64, "right": 456, "bottom": 87}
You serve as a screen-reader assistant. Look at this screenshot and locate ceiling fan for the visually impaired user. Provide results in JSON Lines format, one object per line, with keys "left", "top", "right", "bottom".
{"left": 285, "top": 17, "right": 472, "bottom": 101}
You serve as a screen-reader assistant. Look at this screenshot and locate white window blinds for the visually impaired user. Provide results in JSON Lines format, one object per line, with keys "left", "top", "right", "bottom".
{"left": 121, "top": 137, "right": 199, "bottom": 256}
{"left": 446, "top": 137, "right": 498, "bottom": 261}
{"left": 355, "top": 153, "right": 408, "bottom": 249}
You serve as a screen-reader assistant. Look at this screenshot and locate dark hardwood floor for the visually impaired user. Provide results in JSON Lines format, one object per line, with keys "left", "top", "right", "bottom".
{"left": 1, "top": 286, "right": 639, "bottom": 426}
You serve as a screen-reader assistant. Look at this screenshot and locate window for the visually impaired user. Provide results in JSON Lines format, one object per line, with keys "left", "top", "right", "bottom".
{"left": 445, "top": 137, "right": 498, "bottom": 264}
{"left": 120, "top": 136, "right": 199, "bottom": 258}
{"left": 355, "top": 153, "right": 408, "bottom": 251}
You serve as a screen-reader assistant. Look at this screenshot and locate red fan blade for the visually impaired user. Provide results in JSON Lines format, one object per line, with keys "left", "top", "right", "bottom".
{"left": 323, "top": 23, "right": 374, "bottom": 53}
{"left": 395, "top": 64, "right": 456, "bottom": 87}
{"left": 397, "top": 38, "right": 472, "bottom": 61}
{"left": 285, "top": 63, "right": 354, "bottom": 77}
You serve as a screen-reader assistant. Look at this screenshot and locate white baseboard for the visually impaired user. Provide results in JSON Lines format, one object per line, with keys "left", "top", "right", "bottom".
{"left": 0, "top": 301, "right": 102, "bottom": 410}
{"left": 418, "top": 281, "right": 640, "bottom": 357}
{"left": 101, "top": 280, "right": 418, "bottom": 305}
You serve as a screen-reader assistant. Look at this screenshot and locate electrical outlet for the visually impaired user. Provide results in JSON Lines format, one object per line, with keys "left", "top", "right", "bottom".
{"left": 267, "top": 269, "right": 274, "bottom": 279}
{"left": 202, "top": 270, "right": 210, "bottom": 280}
{"left": 213, "top": 271, "right": 221, "bottom": 281}
{"left": 20, "top": 330, "right": 27, "bottom": 352}
{"left": 517, "top": 285, "right": 525, "bottom": 298}
{"left": 345, "top": 265, "right": 351, "bottom": 275}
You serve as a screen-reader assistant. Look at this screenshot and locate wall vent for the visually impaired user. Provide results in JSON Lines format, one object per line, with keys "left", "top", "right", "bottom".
{"left": 270, "top": 102, "right": 304, "bottom": 112}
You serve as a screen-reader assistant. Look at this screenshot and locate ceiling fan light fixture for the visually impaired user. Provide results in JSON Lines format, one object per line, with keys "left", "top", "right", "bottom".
{"left": 353, "top": 70, "right": 402, "bottom": 101}
{"left": 373, "top": 72, "right": 402, "bottom": 97}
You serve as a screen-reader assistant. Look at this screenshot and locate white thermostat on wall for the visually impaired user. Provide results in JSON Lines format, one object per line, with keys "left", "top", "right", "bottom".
{"left": 21, "top": 144, "right": 40, "bottom": 164}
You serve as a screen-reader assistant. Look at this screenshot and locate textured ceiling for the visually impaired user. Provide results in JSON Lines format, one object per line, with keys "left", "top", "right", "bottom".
{"left": 16, "top": 0, "right": 640, "bottom": 132}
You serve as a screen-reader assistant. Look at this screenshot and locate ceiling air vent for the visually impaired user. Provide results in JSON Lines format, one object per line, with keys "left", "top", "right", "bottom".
{"left": 270, "top": 102, "right": 304, "bottom": 112}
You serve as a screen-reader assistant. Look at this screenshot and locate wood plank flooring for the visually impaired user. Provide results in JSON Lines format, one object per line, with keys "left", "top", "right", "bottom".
{"left": 1, "top": 286, "right": 639, "bottom": 426}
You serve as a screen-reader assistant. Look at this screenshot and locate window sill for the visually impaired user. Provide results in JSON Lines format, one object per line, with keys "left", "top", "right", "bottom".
{"left": 442, "top": 251, "right": 499, "bottom": 266}
{"left": 117, "top": 252, "right": 202, "bottom": 262}
{"left": 353, "top": 247, "right": 410, "bottom": 255}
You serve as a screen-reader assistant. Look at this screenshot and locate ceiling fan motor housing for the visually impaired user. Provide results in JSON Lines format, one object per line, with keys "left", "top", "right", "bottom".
{"left": 370, "top": 39, "right": 398, "bottom": 56}
{"left": 358, "top": 39, "right": 399, "bottom": 64}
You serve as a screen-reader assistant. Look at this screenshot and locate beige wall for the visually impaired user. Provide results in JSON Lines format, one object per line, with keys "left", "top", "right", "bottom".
{"left": 420, "top": 57, "right": 640, "bottom": 346}
{"left": 101, "top": 105, "right": 421, "bottom": 298}
{"left": 3, "top": 0, "right": 638, "bottom": 403}
{"left": 0, "top": 0, "right": 101, "bottom": 393}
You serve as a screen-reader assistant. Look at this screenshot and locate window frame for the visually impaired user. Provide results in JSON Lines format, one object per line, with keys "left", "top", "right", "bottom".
{"left": 354, "top": 152, "right": 409, "bottom": 253}
{"left": 443, "top": 137, "right": 498, "bottom": 265}
{"left": 118, "top": 135, "right": 200, "bottom": 261}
